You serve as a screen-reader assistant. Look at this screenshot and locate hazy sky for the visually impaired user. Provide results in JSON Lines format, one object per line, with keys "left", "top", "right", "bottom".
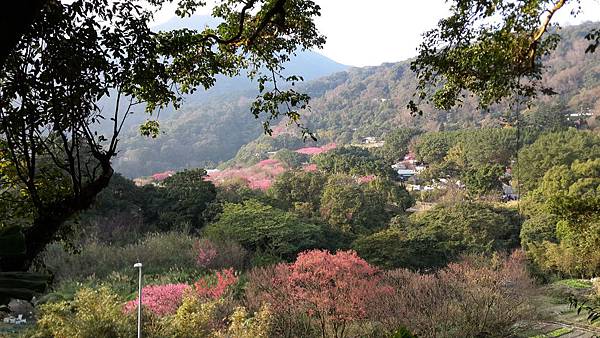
{"left": 153, "top": 0, "right": 600, "bottom": 67}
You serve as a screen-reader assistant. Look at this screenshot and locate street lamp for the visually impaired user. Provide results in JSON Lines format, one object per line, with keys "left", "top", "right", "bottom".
{"left": 134, "top": 262, "right": 143, "bottom": 338}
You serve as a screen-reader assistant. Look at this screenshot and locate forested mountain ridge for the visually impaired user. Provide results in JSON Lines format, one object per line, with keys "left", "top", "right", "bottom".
{"left": 115, "top": 22, "right": 600, "bottom": 177}
{"left": 297, "top": 22, "right": 600, "bottom": 143}
{"left": 112, "top": 16, "right": 347, "bottom": 177}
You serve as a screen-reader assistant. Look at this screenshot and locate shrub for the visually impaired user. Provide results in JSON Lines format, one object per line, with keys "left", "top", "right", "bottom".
{"left": 34, "top": 287, "right": 134, "bottom": 338}
{"left": 42, "top": 231, "right": 197, "bottom": 281}
{"left": 354, "top": 202, "right": 522, "bottom": 270}
{"left": 380, "top": 250, "right": 535, "bottom": 338}
{"left": 216, "top": 305, "right": 273, "bottom": 338}
{"left": 124, "top": 283, "right": 190, "bottom": 317}
{"left": 520, "top": 159, "right": 600, "bottom": 278}
{"left": 204, "top": 199, "right": 324, "bottom": 259}
{"left": 193, "top": 238, "right": 249, "bottom": 271}
{"left": 165, "top": 296, "right": 220, "bottom": 338}
{"left": 195, "top": 239, "right": 218, "bottom": 268}
{"left": 244, "top": 250, "right": 393, "bottom": 338}
{"left": 122, "top": 268, "right": 238, "bottom": 319}
{"left": 194, "top": 268, "right": 239, "bottom": 300}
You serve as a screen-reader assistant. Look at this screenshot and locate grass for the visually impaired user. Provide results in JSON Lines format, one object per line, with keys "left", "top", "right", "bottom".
{"left": 0, "top": 322, "right": 35, "bottom": 337}
{"left": 554, "top": 279, "right": 593, "bottom": 289}
{"left": 529, "top": 327, "right": 573, "bottom": 338}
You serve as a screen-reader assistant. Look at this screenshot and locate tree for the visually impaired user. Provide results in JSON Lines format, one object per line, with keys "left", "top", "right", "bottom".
{"left": 521, "top": 159, "right": 600, "bottom": 277}
{"left": 255, "top": 250, "right": 392, "bottom": 338}
{"left": 352, "top": 216, "right": 442, "bottom": 270}
{"left": 319, "top": 174, "right": 390, "bottom": 235}
{"left": 267, "top": 170, "right": 328, "bottom": 211}
{"left": 0, "top": 0, "right": 324, "bottom": 271}
{"left": 313, "top": 146, "right": 394, "bottom": 178}
{"left": 413, "top": 131, "right": 462, "bottom": 165}
{"left": 156, "top": 169, "right": 217, "bottom": 231}
{"left": 203, "top": 199, "right": 324, "bottom": 259}
{"left": 516, "top": 129, "right": 600, "bottom": 192}
{"left": 378, "top": 128, "right": 421, "bottom": 163}
{"left": 0, "top": 0, "right": 48, "bottom": 70}
{"left": 355, "top": 203, "right": 522, "bottom": 269}
{"left": 366, "top": 177, "right": 414, "bottom": 212}
{"left": 409, "top": 0, "right": 598, "bottom": 113}
{"left": 272, "top": 148, "right": 308, "bottom": 169}
{"left": 460, "top": 163, "right": 506, "bottom": 196}
{"left": 414, "top": 128, "right": 515, "bottom": 195}
{"left": 524, "top": 101, "right": 572, "bottom": 133}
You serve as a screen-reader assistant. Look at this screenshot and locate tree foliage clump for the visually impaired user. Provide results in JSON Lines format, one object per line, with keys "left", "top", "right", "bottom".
{"left": 378, "top": 128, "right": 421, "bottom": 163}
{"left": 319, "top": 174, "right": 401, "bottom": 235}
{"left": 354, "top": 202, "right": 522, "bottom": 269}
{"left": 244, "top": 250, "right": 393, "bottom": 338}
{"left": 516, "top": 129, "right": 600, "bottom": 193}
{"left": 410, "top": 0, "right": 574, "bottom": 113}
{"left": 203, "top": 199, "right": 324, "bottom": 260}
{"left": 521, "top": 159, "right": 600, "bottom": 277}
{"left": 414, "top": 128, "right": 517, "bottom": 196}
{"left": 0, "top": 0, "right": 325, "bottom": 272}
{"left": 268, "top": 170, "right": 328, "bottom": 211}
{"left": 313, "top": 146, "right": 394, "bottom": 178}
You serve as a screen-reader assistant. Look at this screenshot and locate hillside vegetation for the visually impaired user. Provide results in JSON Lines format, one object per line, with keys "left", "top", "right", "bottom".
{"left": 115, "top": 22, "right": 600, "bottom": 177}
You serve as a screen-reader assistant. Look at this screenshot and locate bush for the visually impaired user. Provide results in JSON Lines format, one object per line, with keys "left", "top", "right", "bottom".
{"left": 33, "top": 287, "right": 135, "bottom": 338}
{"left": 123, "top": 269, "right": 239, "bottom": 318}
{"left": 193, "top": 238, "right": 249, "bottom": 271}
{"left": 378, "top": 251, "right": 534, "bottom": 338}
{"left": 520, "top": 159, "right": 600, "bottom": 278}
{"left": 124, "top": 284, "right": 190, "bottom": 317}
{"left": 216, "top": 305, "right": 273, "bottom": 338}
{"left": 194, "top": 268, "right": 238, "bottom": 300}
{"left": 42, "top": 232, "right": 197, "bottom": 281}
{"left": 33, "top": 274, "right": 262, "bottom": 338}
{"left": 354, "top": 202, "right": 522, "bottom": 270}
{"left": 166, "top": 296, "right": 220, "bottom": 338}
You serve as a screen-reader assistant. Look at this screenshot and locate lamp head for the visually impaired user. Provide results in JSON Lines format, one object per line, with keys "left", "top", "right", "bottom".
{"left": 134, "top": 263, "right": 143, "bottom": 268}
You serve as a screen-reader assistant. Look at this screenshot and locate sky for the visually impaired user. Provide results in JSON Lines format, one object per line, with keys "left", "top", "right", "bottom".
{"left": 153, "top": 0, "right": 600, "bottom": 67}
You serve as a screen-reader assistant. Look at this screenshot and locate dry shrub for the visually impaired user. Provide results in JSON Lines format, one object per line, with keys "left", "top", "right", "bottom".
{"left": 194, "top": 238, "right": 249, "bottom": 271}
{"left": 380, "top": 250, "right": 535, "bottom": 338}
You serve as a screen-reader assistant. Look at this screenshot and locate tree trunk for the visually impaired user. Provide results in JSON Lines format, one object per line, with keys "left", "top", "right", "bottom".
{"left": 0, "top": 165, "right": 114, "bottom": 271}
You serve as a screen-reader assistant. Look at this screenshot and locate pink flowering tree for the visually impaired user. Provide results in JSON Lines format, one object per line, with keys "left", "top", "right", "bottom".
{"left": 124, "top": 269, "right": 239, "bottom": 317}
{"left": 124, "top": 283, "right": 190, "bottom": 317}
{"left": 274, "top": 250, "right": 393, "bottom": 338}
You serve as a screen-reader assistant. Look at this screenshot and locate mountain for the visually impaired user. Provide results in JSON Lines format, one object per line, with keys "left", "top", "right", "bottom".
{"left": 114, "top": 22, "right": 600, "bottom": 177}
{"left": 151, "top": 15, "right": 349, "bottom": 102}
{"left": 112, "top": 15, "right": 347, "bottom": 177}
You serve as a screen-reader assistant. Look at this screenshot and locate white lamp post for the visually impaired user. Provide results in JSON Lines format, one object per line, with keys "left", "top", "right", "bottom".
{"left": 133, "top": 262, "right": 143, "bottom": 338}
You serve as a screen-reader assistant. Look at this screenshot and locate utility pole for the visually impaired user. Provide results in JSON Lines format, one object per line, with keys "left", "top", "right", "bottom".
{"left": 134, "top": 262, "right": 143, "bottom": 338}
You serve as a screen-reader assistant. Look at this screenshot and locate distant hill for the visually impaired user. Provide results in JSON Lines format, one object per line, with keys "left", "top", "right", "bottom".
{"left": 112, "top": 15, "right": 347, "bottom": 178}
{"left": 294, "top": 22, "right": 600, "bottom": 143}
{"left": 114, "top": 22, "right": 600, "bottom": 177}
{"left": 151, "top": 15, "right": 349, "bottom": 103}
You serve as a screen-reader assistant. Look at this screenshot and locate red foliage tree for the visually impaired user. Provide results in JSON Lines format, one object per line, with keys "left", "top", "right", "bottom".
{"left": 252, "top": 250, "right": 393, "bottom": 338}
{"left": 194, "top": 268, "right": 238, "bottom": 300}
{"left": 124, "top": 283, "right": 190, "bottom": 317}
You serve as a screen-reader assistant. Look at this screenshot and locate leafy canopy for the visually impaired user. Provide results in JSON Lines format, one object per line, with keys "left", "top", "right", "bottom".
{"left": 409, "top": 0, "right": 597, "bottom": 113}
{"left": 203, "top": 199, "right": 324, "bottom": 259}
